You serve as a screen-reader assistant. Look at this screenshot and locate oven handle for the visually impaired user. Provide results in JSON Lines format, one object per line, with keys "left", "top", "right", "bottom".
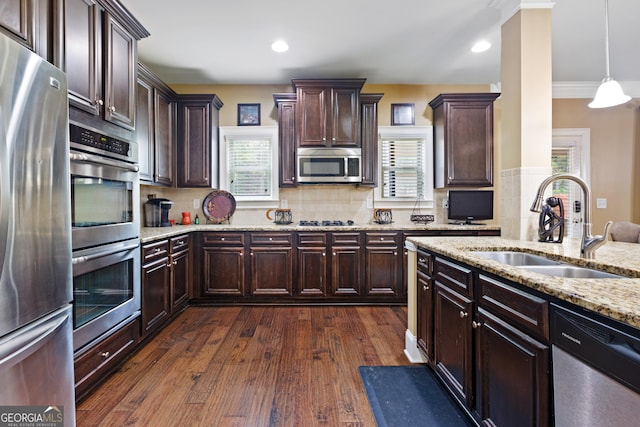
{"left": 72, "top": 242, "right": 139, "bottom": 264}
{"left": 70, "top": 152, "right": 139, "bottom": 172}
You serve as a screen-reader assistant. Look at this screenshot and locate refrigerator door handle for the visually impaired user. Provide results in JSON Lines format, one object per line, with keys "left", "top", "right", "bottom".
{"left": 0, "top": 310, "right": 68, "bottom": 370}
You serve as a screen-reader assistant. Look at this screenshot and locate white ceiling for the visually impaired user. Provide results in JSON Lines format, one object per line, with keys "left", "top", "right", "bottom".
{"left": 119, "top": 0, "right": 640, "bottom": 89}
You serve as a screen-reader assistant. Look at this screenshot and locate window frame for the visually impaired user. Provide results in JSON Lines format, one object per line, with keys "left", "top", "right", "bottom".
{"left": 219, "top": 126, "right": 279, "bottom": 206}
{"left": 374, "top": 126, "right": 434, "bottom": 208}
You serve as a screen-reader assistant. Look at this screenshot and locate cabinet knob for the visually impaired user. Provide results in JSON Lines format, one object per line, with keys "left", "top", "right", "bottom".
{"left": 173, "top": 260, "right": 178, "bottom": 265}
{"left": 250, "top": 252, "right": 254, "bottom": 256}
{"left": 269, "top": 237, "right": 273, "bottom": 241}
{"left": 393, "top": 251, "right": 398, "bottom": 256}
{"left": 100, "top": 351, "right": 110, "bottom": 358}
{"left": 322, "top": 252, "right": 326, "bottom": 257}
{"left": 380, "top": 237, "right": 385, "bottom": 241}
{"left": 459, "top": 311, "right": 469, "bottom": 319}
{"left": 177, "top": 240, "right": 184, "bottom": 245}
{"left": 332, "top": 137, "right": 336, "bottom": 141}
{"left": 419, "top": 258, "right": 426, "bottom": 263}
{"left": 472, "top": 321, "right": 483, "bottom": 329}
{"left": 154, "top": 248, "right": 161, "bottom": 253}
{"left": 333, "top": 252, "right": 336, "bottom": 256}
{"left": 96, "top": 99, "right": 104, "bottom": 106}
{"left": 221, "top": 237, "right": 225, "bottom": 241}
{"left": 422, "top": 285, "right": 429, "bottom": 291}
{"left": 292, "top": 177, "right": 295, "bottom": 181}
{"left": 108, "top": 105, "right": 116, "bottom": 112}
{"left": 322, "top": 137, "right": 327, "bottom": 141}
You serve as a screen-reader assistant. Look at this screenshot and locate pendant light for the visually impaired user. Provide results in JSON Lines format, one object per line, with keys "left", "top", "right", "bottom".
{"left": 589, "top": 0, "right": 631, "bottom": 108}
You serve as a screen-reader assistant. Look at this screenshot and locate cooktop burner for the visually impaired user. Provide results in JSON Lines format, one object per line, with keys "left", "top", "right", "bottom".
{"left": 299, "top": 220, "right": 355, "bottom": 227}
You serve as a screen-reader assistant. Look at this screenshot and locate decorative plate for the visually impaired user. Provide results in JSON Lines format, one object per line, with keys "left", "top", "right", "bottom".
{"left": 202, "top": 190, "right": 236, "bottom": 223}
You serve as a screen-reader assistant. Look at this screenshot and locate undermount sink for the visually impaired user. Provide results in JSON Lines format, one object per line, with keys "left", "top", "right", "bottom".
{"left": 518, "top": 265, "right": 623, "bottom": 279}
{"left": 472, "top": 250, "right": 624, "bottom": 279}
{"left": 472, "top": 251, "right": 562, "bottom": 266}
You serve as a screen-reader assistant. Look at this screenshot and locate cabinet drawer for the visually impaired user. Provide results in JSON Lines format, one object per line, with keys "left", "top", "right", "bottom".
{"left": 74, "top": 316, "right": 140, "bottom": 397}
{"left": 142, "top": 240, "right": 169, "bottom": 264}
{"left": 298, "top": 232, "right": 327, "bottom": 246}
{"left": 365, "top": 232, "right": 400, "bottom": 246}
{"left": 203, "top": 232, "right": 245, "bottom": 246}
{"left": 250, "top": 232, "right": 293, "bottom": 245}
{"left": 331, "top": 232, "right": 361, "bottom": 246}
{"left": 434, "top": 257, "right": 473, "bottom": 297}
{"left": 478, "top": 274, "right": 549, "bottom": 341}
{"left": 417, "top": 250, "right": 433, "bottom": 275}
{"left": 171, "top": 234, "right": 190, "bottom": 252}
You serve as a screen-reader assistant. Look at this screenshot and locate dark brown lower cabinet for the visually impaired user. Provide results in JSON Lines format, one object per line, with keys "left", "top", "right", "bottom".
{"left": 200, "top": 233, "right": 246, "bottom": 297}
{"left": 474, "top": 308, "right": 550, "bottom": 427}
{"left": 330, "top": 233, "right": 362, "bottom": 296}
{"left": 423, "top": 251, "right": 551, "bottom": 426}
{"left": 141, "top": 240, "right": 171, "bottom": 336}
{"left": 170, "top": 235, "right": 190, "bottom": 311}
{"left": 434, "top": 280, "right": 474, "bottom": 407}
{"left": 297, "top": 232, "right": 328, "bottom": 297}
{"left": 364, "top": 232, "right": 402, "bottom": 296}
{"left": 74, "top": 315, "right": 140, "bottom": 401}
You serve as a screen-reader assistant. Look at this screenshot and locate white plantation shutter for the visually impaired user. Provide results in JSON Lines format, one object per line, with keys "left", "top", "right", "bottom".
{"left": 219, "top": 126, "right": 278, "bottom": 202}
{"left": 381, "top": 137, "right": 426, "bottom": 199}
{"left": 227, "top": 138, "right": 272, "bottom": 196}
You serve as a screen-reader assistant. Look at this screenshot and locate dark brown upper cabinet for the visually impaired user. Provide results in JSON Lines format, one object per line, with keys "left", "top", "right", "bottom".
{"left": 293, "top": 79, "right": 365, "bottom": 148}
{"left": 64, "top": 0, "right": 148, "bottom": 131}
{"left": 360, "top": 93, "right": 383, "bottom": 187}
{"left": 429, "top": 93, "right": 500, "bottom": 188}
{"left": 177, "top": 94, "right": 223, "bottom": 188}
{"left": 273, "top": 93, "right": 297, "bottom": 187}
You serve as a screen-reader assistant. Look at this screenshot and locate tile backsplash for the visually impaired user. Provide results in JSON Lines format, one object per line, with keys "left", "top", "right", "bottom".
{"left": 140, "top": 184, "right": 454, "bottom": 226}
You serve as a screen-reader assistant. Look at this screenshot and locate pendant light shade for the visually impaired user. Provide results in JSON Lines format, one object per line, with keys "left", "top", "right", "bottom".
{"left": 589, "top": 0, "right": 630, "bottom": 108}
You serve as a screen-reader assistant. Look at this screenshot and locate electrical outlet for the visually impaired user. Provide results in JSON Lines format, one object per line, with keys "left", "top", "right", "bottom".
{"left": 193, "top": 198, "right": 200, "bottom": 209}
{"left": 367, "top": 198, "right": 373, "bottom": 209}
{"left": 443, "top": 199, "right": 449, "bottom": 209}
{"left": 596, "top": 198, "right": 607, "bottom": 209}
{"left": 280, "top": 199, "right": 288, "bottom": 208}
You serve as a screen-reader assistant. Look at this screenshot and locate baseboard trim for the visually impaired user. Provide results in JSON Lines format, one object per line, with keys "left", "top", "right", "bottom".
{"left": 404, "top": 329, "right": 429, "bottom": 364}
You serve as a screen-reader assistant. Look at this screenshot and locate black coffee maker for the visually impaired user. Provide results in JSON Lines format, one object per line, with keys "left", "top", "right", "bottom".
{"left": 144, "top": 198, "right": 173, "bottom": 227}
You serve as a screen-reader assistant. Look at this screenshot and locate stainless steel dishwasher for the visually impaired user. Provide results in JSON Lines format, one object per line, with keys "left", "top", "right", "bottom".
{"left": 551, "top": 303, "right": 640, "bottom": 426}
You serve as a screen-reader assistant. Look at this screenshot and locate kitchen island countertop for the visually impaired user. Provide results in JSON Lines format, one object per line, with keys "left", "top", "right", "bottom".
{"left": 140, "top": 223, "right": 500, "bottom": 243}
{"left": 406, "top": 236, "right": 640, "bottom": 330}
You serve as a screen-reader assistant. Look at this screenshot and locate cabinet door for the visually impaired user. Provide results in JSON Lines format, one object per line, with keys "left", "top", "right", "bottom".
{"left": 277, "top": 99, "right": 297, "bottom": 187}
{"left": 359, "top": 94, "right": 382, "bottom": 186}
{"left": 365, "top": 246, "right": 400, "bottom": 296}
{"left": 135, "top": 76, "right": 154, "bottom": 182}
{"left": 417, "top": 270, "right": 433, "bottom": 363}
{"left": 434, "top": 281, "right": 473, "bottom": 407}
{"left": 297, "top": 247, "right": 327, "bottom": 297}
{"left": 330, "top": 246, "right": 362, "bottom": 296}
{"left": 329, "top": 87, "right": 360, "bottom": 147}
{"left": 202, "top": 247, "right": 245, "bottom": 296}
{"left": 65, "top": 0, "right": 102, "bottom": 116}
{"left": 297, "top": 86, "right": 327, "bottom": 146}
{"left": 0, "top": 0, "right": 36, "bottom": 52}
{"left": 250, "top": 247, "right": 293, "bottom": 296}
{"left": 154, "top": 88, "right": 175, "bottom": 186}
{"left": 141, "top": 257, "right": 170, "bottom": 336}
{"left": 171, "top": 249, "right": 190, "bottom": 311}
{"left": 475, "top": 308, "right": 550, "bottom": 427}
{"left": 103, "top": 12, "right": 136, "bottom": 130}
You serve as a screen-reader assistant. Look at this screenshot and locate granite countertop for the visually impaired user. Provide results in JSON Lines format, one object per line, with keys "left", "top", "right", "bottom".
{"left": 406, "top": 236, "right": 640, "bottom": 330}
{"left": 140, "top": 223, "right": 500, "bottom": 243}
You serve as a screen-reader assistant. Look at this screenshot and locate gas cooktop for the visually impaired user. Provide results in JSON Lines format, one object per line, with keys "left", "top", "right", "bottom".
{"left": 299, "top": 220, "right": 355, "bottom": 227}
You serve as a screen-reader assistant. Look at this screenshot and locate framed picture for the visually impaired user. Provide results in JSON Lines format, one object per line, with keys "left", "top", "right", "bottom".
{"left": 391, "top": 103, "right": 415, "bottom": 126}
{"left": 237, "top": 103, "right": 261, "bottom": 126}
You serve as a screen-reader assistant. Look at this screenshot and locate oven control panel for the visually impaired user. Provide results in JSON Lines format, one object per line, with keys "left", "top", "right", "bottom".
{"left": 70, "top": 123, "right": 133, "bottom": 159}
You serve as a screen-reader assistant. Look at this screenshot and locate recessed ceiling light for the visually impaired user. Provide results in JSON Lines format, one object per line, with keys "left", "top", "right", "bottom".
{"left": 271, "top": 40, "right": 289, "bottom": 53}
{"left": 471, "top": 40, "right": 491, "bottom": 53}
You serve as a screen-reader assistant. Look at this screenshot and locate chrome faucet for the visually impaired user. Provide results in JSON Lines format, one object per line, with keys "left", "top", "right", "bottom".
{"left": 530, "top": 173, "right": 612, "bottom": 259}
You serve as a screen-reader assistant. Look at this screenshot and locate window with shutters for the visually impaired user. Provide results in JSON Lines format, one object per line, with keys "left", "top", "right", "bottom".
{"left": 219, "top": 126, "right": 279, "bottom": 202}
{"left": 375, "top": 126, "right": 434, "bottom": 206}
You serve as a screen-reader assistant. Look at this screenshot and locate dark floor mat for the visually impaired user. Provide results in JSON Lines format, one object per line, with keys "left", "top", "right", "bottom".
{"left": 359, "top": 365, "right": 474, "bottom": 427}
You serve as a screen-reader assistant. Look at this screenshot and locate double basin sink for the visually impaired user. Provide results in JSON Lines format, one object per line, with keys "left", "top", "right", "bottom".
{"left": 473, "top": 251, "right": 623, "bottom": 279}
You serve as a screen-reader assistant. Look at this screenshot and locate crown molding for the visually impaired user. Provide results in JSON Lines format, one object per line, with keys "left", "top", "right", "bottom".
{"left": 552, "top": 81, "right": 640, "bottom": 99}
{"left": 489, "top": 0, "right": 556, "bottom": 25}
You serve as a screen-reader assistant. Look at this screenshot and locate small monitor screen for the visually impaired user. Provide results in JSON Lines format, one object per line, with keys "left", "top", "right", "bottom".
{"left": 447, "top": 190, "right": 494, "bottom": 224}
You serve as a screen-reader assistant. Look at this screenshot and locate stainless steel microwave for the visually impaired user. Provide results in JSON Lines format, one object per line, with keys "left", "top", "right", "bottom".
{"left": 297, "top": 147, "right": 362, "bottom": 183}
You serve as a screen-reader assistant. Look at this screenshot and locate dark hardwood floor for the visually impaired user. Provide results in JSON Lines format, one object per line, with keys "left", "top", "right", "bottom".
{"left": 76, "top": 305, "right": 411, "bottom": 426}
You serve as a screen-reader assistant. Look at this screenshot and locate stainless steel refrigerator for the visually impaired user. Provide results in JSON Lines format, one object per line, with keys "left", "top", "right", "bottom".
{"left": 0, "top": 33, "right": 76, "bottom": 426}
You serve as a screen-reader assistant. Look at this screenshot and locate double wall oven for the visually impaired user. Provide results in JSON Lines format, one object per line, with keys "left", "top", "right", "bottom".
{"left": 69, "top": 122, "right": 141, "bottom": 351}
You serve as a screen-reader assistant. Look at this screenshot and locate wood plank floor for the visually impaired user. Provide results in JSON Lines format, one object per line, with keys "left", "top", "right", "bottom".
{"left": 76, "top": 305, "right": 411, "bottom": 426}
